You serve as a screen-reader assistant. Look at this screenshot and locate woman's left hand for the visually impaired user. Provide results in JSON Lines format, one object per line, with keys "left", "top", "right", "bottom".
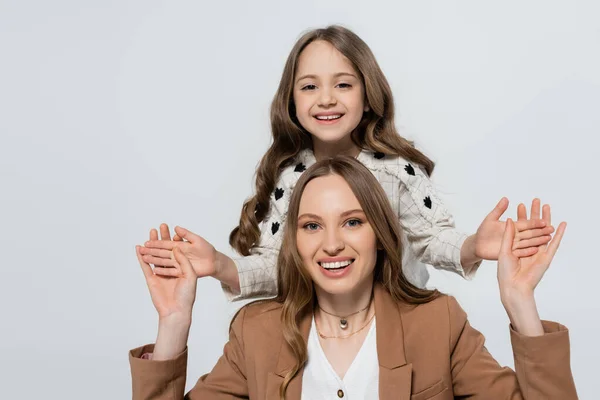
{"left": 497, "top": 205, "right": 567, "bottom": 299}
{"left": 474, "top": 198, "right": 555, "bottom": 260}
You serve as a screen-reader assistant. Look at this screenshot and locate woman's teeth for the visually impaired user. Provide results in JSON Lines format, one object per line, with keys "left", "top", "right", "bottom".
{"left": 315, "top": 114, "right": 342, "bottom": 120}
{"left": 319, "top": 260, "right": 353, "bottom": 270}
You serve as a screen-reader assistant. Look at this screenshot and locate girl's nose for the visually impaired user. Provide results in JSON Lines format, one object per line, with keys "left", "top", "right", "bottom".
{"left": 318, "top": 89, "right": 337, "bottom": 107}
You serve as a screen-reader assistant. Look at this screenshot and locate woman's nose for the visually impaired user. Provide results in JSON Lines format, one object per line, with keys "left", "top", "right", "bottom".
{"left": 323, "top": 229, "right": 345, "bottom": 254}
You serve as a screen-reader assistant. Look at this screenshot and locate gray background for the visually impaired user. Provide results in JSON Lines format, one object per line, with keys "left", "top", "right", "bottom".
{"left": 1, "top": 0, "right": 598, "bottom": 398}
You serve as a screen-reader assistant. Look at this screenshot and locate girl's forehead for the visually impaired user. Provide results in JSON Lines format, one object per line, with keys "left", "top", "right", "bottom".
{"left": 296, "top": 40, "right": 356, "bottom": 76}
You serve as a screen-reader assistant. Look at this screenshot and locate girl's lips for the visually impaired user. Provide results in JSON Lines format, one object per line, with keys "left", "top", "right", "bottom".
{"left": 314, "top": 114, "right": 343, "bottom": 125}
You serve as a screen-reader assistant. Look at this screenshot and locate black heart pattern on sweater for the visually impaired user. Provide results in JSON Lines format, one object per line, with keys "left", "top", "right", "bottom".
{"left": 424, "top": 196, "right": 432, "bottom": 209}
{"left": 274, "top": 188, "right": 284, "bottom": 200}
{"left": 404, "top": 164, "right": 415, "bottom": 176}
{"left": 271, "top": 222, "right": 280, "bottom": 235}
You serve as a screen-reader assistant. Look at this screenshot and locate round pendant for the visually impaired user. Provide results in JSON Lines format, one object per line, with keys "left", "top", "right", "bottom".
{"left": 340, "top": 319, "right": 348, "bottom": 330}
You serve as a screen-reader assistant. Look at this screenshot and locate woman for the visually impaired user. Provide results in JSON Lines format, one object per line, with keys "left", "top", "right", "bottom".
{"left": 130, "top": 157, "right": 577, "bottom": 399}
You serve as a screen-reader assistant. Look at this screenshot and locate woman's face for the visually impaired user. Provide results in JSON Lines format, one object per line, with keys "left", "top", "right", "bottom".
{"left": 296, "top": 173, "right": 378, "bottom": 296}
{"left": 293, "top": 40, "right": 368, "bottom": 147}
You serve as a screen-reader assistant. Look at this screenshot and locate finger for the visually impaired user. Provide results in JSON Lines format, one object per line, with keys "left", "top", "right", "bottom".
{"left": 512, "top": 235, "right": 552, "bottom": 250}
{"left": 138, "top": 247, "right": 173, "bottom": 259}
{"left": 500, "top": 218, "right": 516, "bottom": 255}
{"left": 173, "top": 234, "right": 183, "bottom": 242}
{"left": 517, "top": 204, "right": 527, "bottom": 221}
{"left": 174, "top": 226, "right": 201, "bottom": 244}
{"left": 513, "top": 247, "right": 539, "bottom": 258}
{"left": 144, "top": 240, "right": 181, "bottom": 250}
{"left": 546, "top": 222, "right": 567, "bottom": 258}
{"left": 142, "top": 254, "right": 177, "bottom": 267}
{"left": 530, "top": 198, "right": 541, "bottom": 220}
{"left": 150, "top": 228, "right": 158, "bottom": 241}
{"left": 153, "top": 266, "right": 183, "bottom": 277}
{"left": 160, "top": 223, "right": 172, "bottom": 241}
{"left": 486, "top": 197, "right": 509, "bottom": 221}
{"left": 136, "top": 246, "right": 154, "bottom": 279}
{"left": 514, "top": 218, "right": 546, "bottom": 231}
{"left": 173, "top": 247, "right": 197, "bottom": 278}
{"left": 542, "top": 204, "right": 551, "bottom": 226}
{"left": 515, "top": 226, "right": 555, "bottom": 240}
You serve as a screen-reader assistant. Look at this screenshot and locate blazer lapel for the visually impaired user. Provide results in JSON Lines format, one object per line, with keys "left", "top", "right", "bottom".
{"left": 375, "top": 284, "right": 413, "bottom": 400}
{"left": 267, "top": 305, "right": 313, "bottom": 400}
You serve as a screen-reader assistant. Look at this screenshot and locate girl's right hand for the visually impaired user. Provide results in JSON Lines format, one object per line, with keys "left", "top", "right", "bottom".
{"left": 140, "top": 224, "right": 219, "bottom": 279}
{"left": 136, "top": 245, "right": 198, "bottom": 321}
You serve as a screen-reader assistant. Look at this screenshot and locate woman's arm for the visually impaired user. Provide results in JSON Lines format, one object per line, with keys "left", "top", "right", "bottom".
{"left": 449, "top": 204, "right": 577, "bottom": 398}
{"left": 130, "top": 246, "right": 250, "bottom": 399}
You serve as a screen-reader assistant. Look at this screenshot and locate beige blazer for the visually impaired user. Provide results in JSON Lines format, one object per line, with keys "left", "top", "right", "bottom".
{"left": 130, "top": 284, "right": 577, "bottom": 399}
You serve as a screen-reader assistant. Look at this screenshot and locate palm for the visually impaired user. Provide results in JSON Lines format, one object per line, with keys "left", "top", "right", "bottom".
{"left": 145, "top": 273, "right": 197, "bottom": 319}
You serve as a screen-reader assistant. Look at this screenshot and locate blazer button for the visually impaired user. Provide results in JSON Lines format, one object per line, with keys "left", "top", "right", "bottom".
{"left": 337, "top": 389, "right": 344, "bottom": 398}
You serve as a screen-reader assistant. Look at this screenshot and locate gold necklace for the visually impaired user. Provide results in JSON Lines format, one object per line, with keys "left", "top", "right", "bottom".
{"left": 315, "top": 312, "right": 375, "bottom": 339}
{"left": 317, "top": 294, "right": 373, "bottom": 330}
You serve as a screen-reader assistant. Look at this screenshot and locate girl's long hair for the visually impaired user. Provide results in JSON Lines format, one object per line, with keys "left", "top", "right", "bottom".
{"left": 273, "top": 156, "right": 440, "bottom": 398}
{"left": 229, "top": 25, "right": 435, "bottom": 255}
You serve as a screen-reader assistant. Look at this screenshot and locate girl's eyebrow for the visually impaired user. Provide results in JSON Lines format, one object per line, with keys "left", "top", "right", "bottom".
{"left": 295, "top": 72, "right": 358, "bottom": 84}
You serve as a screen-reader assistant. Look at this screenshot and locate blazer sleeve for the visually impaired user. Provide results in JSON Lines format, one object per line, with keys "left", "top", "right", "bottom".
{"left": 129, "top": 308, "right": 250, "bottom": 399}
{"left": 224, "top": 167, "right": 297, "bottom": 301}
{"left": 446, "top": 296, "right": 578, "bottom": 399}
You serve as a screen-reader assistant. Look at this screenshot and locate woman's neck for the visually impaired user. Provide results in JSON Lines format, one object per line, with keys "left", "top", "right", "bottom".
{"left": 312, "top": 136, "right": 361, "bottom": 161}
{"left": 314, "top": 279, "right": 374, "bottom": 336}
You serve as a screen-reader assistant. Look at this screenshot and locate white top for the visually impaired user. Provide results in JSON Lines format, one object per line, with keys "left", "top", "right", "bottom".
{"left": 301, "top": 317, "right": 379, "bottom": 400}
{"left": 228, "top": 148, "right": 480, "bottom": 300}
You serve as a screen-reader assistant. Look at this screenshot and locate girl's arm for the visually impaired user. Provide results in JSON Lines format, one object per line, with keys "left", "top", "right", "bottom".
{"left": 394, "top": 162, "right": 553, "bottom": 278}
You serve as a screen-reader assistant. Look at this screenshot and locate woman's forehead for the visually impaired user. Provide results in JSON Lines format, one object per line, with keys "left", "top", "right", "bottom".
{"left": 298, "top": 175, "right": 362, "bottom": 216}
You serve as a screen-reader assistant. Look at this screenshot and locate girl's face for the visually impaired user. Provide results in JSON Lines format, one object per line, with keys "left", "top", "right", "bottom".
{"left": 293, "top": 40, "right": 368, "bottom": 147}
{"left": 296, "top": 174, "right": 378, "bottom": 296}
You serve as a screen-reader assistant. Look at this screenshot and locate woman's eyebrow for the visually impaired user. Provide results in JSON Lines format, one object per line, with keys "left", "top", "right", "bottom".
{"left": 295, "top": 72, "right": 358, "bottom": 84}
{"left": 298, "top": 213, "right": 323, "bottom": 221}
{"left": 339, "top": 209, "right": 365, "bottom": 218}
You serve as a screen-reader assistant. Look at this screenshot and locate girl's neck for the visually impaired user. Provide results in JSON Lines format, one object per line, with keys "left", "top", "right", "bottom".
{"left": 312, "top": 137, "right": 361, "bottom": 161}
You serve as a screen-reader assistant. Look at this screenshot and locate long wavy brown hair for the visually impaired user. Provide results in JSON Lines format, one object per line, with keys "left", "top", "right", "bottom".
{"left": 229, "top": 25, "right": 435, "bottom": 255}
{"left": 273, "top": 156, "right": 440, "bottom": 398}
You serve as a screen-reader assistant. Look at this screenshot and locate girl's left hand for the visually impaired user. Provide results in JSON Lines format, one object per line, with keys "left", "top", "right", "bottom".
{"left": 474, "top": 198, "right": 555, "bottom": 260}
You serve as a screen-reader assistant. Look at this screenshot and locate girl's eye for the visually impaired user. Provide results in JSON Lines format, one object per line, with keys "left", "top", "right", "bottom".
{"left": 301, "top": 84, "right": 317, "bottom": 91}
{"left": 345, "top": 219, "right": 363, "bottom": 228}
{"left": 337, "top": 83, "right": 352, "bottom": 89}
{"left": 303, "top": 222, "right": 320, "bottom": 231}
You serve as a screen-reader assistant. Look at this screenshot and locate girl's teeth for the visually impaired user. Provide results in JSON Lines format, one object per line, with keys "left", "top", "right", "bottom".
{"left": 316, "top": 115, "right": 341, "bottom": 120}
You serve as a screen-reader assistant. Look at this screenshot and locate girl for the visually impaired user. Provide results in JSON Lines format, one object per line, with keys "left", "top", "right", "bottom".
{"left": 130, "top": 157, "right": 576, "bottom": 399}
{"left": 139, "top": 25, "right": 553, "bottom": 298}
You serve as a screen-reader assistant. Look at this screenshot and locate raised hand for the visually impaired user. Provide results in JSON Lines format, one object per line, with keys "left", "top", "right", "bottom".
{"left": 497, "top": 207, "right": 566, "bottom": 336}
{"left": 473, "top": 197, "right": 555, "bottom": 260}
{"left": 140, "top": 224, "right": 219, "bottom": 278}
{"left": 136, "top": 245, "right": 198, "bottom": 321}
{"left": 500, "top": 201, "right": 567, "bottom": 296}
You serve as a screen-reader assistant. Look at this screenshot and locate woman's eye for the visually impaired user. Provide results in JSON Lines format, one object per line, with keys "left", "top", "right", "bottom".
{"left": 337, "top": 83, "right": 352, "bottom": 89}
{"left": 304, "top": 222, "right": 320, "bottom": 231}
{"left": 345, "top": 219, "right": 363, "bottom": 228}
{"left": 301, "top": 84, "right": 317, "bottom": 91}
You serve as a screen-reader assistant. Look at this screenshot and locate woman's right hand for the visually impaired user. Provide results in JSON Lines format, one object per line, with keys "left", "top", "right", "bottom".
{"left": 136, "top": 245, "right": 198, "bottom": 321}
